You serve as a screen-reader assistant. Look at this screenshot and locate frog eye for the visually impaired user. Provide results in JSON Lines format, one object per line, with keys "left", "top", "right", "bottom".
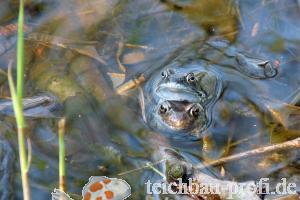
{"left": 189, "top": 104, "right": 202, "bottom": 118}
{"left": 159, "top": 101, "right": 171, "bottom": 114}
{"left": 161, "top": 70, "right": 169, "bottom": 78}
{"left": 186, "top": 73, "right": 196, "bottom": 83}
{"left": 190, "top": 107, "right": 200, "bottom": 117}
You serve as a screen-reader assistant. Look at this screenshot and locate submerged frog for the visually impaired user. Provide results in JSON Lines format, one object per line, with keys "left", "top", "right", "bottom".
{"left": 143, "top": 64, "right": 222, "bottom": 138}
{"left": 142, "top": 39, "right": 278, "bottom": 139}
{"left": 152, "top": 147, "right": 262, "bottom": 200}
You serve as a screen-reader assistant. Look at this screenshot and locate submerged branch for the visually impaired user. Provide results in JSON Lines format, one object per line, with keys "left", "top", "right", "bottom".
{"left": 117, "top": 159, "right": 166, "bottom": 176}
{"left": 196, "top": 138, "right": 300, "bottom": 169}
{"left": 116, "top": 75, "right": 145, "bottom": 95}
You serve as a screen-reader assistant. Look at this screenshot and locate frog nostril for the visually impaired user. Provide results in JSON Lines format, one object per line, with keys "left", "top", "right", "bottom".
{"left": 161, "top": 69, "right": 175, "bottom": 79}
{"left": 199, "top": 91, "right": 206, "bottom": 98}
{"left": 167, "top": 69, "right": 175, "bottom": 74}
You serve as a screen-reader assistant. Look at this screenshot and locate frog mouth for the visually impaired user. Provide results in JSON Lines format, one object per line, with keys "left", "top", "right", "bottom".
{"left": 156, "top": 82, "right": 200, "bottom": 102}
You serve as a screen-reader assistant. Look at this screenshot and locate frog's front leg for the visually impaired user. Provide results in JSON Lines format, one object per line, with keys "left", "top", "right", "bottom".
{"left": 0, "top": 94, "right": 61, "bottom": 118}
{"left": 235, "top": 53, "right": 277, "bottom": 79}
{"left": 204, "top": 40, "right": 278, "bottom": 79}
{"left": 0, "top": 139, "right": 14, "bottom": 200}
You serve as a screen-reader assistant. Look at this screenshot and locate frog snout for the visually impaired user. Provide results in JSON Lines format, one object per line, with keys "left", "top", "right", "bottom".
{"left": 158, "top": 101, "right": 204, "bottom": 130}
{"left": 161, "top": 111, "right": 195, "bottom": 130}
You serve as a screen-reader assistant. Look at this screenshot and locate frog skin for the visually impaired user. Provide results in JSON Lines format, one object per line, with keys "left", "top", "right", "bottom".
{"left": 142, "top": 39, "right": 278, "bottom": 139}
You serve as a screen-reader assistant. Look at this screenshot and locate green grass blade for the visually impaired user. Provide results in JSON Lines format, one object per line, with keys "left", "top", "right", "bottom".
{"left": 7, "top": 0, "right": 31, "bottom": 199}
{"left": 17, "top": 0, "right": 25, "bottom": 108}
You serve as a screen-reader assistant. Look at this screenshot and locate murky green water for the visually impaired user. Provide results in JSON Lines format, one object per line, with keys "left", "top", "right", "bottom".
{"left": 0, "top": 0, "right": 300, "bottom": 199}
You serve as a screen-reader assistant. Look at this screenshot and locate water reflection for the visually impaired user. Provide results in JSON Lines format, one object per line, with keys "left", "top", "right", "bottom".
{"left": 0, "top": 0, "right": 299, "bottom": 199}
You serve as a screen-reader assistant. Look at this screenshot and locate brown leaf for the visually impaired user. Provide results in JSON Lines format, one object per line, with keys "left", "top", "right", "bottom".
{"left": 122, "top": 51, "right": 145, "bottom": 65}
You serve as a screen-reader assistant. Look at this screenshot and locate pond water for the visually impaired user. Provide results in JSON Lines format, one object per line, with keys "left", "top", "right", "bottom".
{"left": 0, "top": 0, "right": 300, "bottom": 199}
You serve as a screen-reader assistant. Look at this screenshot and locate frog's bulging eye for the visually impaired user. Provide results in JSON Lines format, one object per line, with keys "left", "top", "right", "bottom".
{"left": 161, "top": 71, "right": 168, "bottom": 78}
{"left": 186, "top": 73, "right": 195, "bottom": 83}
{"left": 190, "top": 108, "right": 199, "bottom": 117}
{"left": 159, "top": 101, "right": 171, "bottom": 114}
{"left": 189, "top": 104, "right": 202, "bottom": 118}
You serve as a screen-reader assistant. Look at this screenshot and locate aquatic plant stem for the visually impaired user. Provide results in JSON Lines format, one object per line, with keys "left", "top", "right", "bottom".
{"left": 17, "top": 0, "right": 30, "bottom": 198}
{"left": 17, "top": 0, "right": 24, "bottom": 102}
{"left": 18, "top": 128, "right": 30, "bottom": 200}
{"left": 58, "top": 118, "right": 66, "bottom": 192}
{"left": 8, "top": 67, "right": 30, "bottom": 200}
{"left": 7, "top": 0, "right": 31, "bottom": 199}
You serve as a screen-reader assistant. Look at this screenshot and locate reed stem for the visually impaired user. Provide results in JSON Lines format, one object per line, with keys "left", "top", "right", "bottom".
{"left": 58, "top": 118, "right": 66, "bottom": 192}
{"left": 8, "top": 0, "right": 31, "bottom": 199}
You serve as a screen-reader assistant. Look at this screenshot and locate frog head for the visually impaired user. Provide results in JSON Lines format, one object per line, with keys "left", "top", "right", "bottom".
{"left": 142, "top": 64, "right": 222, "bottom": 139}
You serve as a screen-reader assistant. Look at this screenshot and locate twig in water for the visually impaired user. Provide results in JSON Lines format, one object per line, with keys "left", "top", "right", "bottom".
{"left": 117, "top": 159, "right": 166, "bottom": 176}
{"left": 196, "top": 138, "right": 300, "bottom": 169}
{"left": 138, "top": 87, "right": 147, "bottom": 123}
{"left": 25, "top": 33, "right": 107, "bottom": 65}
{"left": 116, "top": 75, "right": 145, "bottom": 95}
{"left": 146, "top": 162, "right": 166, "bottom": 180}
{"left": 229, "top": 132, "right": 261, "bottom": 148}
{"left": 125, "top": 43, "right": 152, "bottom": 50}
{"left": 116, "top": 42, "right": 127, "bottom": 73}
{"left": 26, "top": 138, "right": 32, "bottom": 173}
